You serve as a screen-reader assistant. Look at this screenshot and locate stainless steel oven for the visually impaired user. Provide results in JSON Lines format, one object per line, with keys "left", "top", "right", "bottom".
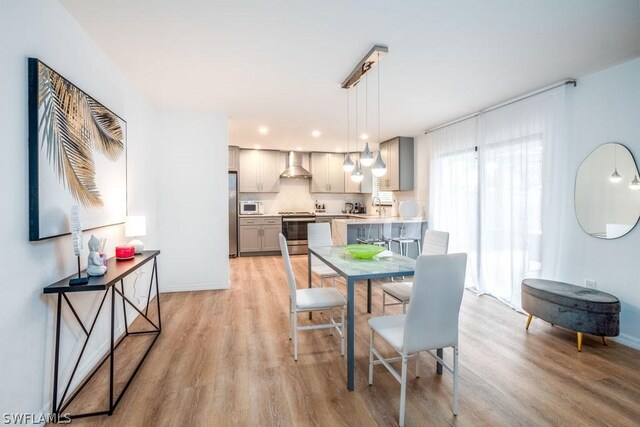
{"left": 280, "top": 212, "right": 316, "bottom": 255}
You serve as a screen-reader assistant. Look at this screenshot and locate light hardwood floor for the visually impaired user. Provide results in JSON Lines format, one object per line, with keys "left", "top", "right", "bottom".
{"left": 66, "top": 255, "right": 640, "bottom": 426}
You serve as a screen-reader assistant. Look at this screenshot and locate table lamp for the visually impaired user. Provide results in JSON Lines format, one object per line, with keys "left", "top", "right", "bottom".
{"left": 125, "top": 215, "right": 146, "bottom": 254}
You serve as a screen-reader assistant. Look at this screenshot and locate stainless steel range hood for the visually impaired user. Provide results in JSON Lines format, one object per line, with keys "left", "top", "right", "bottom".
{"left": 280, "top": 151, "right": 312, "bottom": 178}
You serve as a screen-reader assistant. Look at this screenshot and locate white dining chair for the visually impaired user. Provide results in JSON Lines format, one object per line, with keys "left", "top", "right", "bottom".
{"left": 368, "top": 253, "right": 467, "bottom": 426}
{"left": 382, "top": 230, "right": 450, "bottom": 314}
{"left": 279, "top": 233, "right": 346, "bottom": 361}
{"left": 307, "top": 223, "right": 341, "bottom": 287}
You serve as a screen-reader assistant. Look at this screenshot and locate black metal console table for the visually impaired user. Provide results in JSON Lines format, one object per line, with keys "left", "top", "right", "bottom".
{"left": 43, "top": 250, "right": 161, "bottom": 419}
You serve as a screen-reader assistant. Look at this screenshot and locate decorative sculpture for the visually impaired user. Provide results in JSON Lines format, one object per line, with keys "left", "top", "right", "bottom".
{"left": 69, "top": 206, "right": 89, "bottom": 285}
{"left": 87, "top": 235, "right": 107, "bottom": 277}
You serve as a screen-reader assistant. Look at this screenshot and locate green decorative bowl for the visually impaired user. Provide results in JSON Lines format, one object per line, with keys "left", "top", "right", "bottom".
{"left": 343, "top": 244, "right": 385, "bottom": 259}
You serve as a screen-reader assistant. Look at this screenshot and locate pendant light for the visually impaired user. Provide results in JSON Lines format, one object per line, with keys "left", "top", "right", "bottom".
{"left": 630, "top": 175, "right": 640, "bottom": 190}
{"left": 610, "top": 145, "right": 622, "bottom": 183}
{"left": 343, "top": 89, "right": 355, "bottom": 172}
{"left": 371, "top": 51, "right": 387, "bottom": 178}
{"left": 351, "top": 84, "right": 364, "bottom": 183}
{"left": 360, "top": 74, "right": 374, "bottom": 167}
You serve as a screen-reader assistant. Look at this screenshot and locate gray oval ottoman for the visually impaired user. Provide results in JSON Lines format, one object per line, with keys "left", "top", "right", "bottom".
{"left": 521, "top": 279, "right": 620, "bottom": 351}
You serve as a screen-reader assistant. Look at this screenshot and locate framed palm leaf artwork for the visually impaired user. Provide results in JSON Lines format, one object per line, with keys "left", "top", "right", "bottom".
{"left": 28, "top": 58, "right": 127, "bottom": 241}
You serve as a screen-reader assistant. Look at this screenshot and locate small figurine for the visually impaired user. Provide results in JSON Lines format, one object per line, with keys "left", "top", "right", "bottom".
{"left": 87, "top": 235, "right": 107, "bottom": 277}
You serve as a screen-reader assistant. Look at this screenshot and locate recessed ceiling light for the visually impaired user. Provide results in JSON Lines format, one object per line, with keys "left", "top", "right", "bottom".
{"left": 311, "top": 130, "right": 321, "bottom": 138}
{"left": 360, "top": 133, "right": 368, "bottom": 140}
{"left": 296, "top": 146, "right": 302, "bottom": 151}
{"left": 258, "top": 126, "right": 269, "bottom": 135}
{"left": 335, "top": 148, "right": 342, "bottom": 152}
{"left": 254, "top": 144, "right": 261, "bottom": 149}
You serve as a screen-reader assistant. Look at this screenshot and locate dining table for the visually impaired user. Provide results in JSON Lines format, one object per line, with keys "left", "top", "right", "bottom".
{"left": 308, "top": 245, "right": 422, "bottom": 391}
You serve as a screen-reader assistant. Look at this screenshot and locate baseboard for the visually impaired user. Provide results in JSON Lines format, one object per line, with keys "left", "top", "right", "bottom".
{"left": 160, "top": 282, "right": 229, "bottom": 292}
{"left": 612, "top": 333, "right": 640, "bottom": 351}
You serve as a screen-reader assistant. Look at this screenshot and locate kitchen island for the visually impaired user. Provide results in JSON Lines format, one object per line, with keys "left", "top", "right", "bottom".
{"left": 332, "top": 216, "right": 428, "bottom": 258}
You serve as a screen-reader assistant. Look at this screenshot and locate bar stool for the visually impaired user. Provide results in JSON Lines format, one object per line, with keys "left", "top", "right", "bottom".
{"left": 357, "top": 223, "right": 391, "bottom": 248}
{"left": 389, "top": 222, "right": 422, "bottom": 256}
{"left": 388, "top": 201, "right": 422, "bottom": 257}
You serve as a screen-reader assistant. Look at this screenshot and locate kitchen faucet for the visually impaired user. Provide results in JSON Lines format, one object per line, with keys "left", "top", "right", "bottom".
{"left": 373, "top": 196, "right": 386, "bottom": 217}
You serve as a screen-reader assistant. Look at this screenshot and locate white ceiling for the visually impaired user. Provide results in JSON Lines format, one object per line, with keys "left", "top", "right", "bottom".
{"left": 60, "top": 0, "right": 640, "bottom": 152}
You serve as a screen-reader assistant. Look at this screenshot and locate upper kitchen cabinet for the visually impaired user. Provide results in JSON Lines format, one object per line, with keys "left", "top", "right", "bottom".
{"left": 239, "top": 149, "right": 281, "bottom": 193}
{"left": 344, "top": 152, "right": 372, "bottom": 194}
{"left": 228, "top": 146, "right": 240, "bottom": 171}
{"left": 310, "top": 152, "right": 345, "bottom": 193}
{"left": 378, "top": 137, "right": 414, "bottom": 191}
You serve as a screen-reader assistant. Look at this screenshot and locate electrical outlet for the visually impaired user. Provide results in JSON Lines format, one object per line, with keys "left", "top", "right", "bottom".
{"left": 585, "top": 280, "right": 596, "bottom": 289}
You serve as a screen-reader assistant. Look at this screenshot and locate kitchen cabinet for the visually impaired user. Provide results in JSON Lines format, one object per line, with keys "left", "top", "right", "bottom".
{"left": 378, "top": 137, "right": 414, "bottom": 191}
{"left": 239, "top": 149, "right": 281, "bottom": 193}
{"left": 239, "top": 216, "right": 282, "bottom": 254}
{"left": 344, "top": 152, "right": 372, "bottom": 194}
{"left": 228, "top": 146, "right": 240, "bottom": 172}
{"left": 309, "top": 152, "right": 345, "bottom": 193}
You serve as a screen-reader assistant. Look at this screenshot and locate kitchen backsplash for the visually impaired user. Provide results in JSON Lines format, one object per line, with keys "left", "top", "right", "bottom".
{"left": 240, "top": 177, "right": 366, "bottom": 214}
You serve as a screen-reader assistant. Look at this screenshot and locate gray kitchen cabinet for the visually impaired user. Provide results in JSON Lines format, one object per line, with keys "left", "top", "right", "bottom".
{"left": 261, "top": 225, "right": 282, "bottom": 252}
{"left": 379, "top": 137, "right": 414, "bottom": 191}
{"left": 239, "top": 149, "right": 281, "bottom": 193}
{"left": 239, "top": 224, "right": 261, "bottom": 252}
{"left": 310, "top": 152, "right": 346, "bottom": 193}
{"left": 228, "top": 146, "right": 240, "bottom": 171}
{"left": 344, "top": 152, "right": 372, "bottom": 194}
{"left": 239, "top": 216, "right": 282, "bottom": 254}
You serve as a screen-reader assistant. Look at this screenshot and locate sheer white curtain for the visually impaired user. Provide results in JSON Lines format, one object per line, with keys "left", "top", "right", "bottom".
{"left": 427, "top": 118, "right": 479, "bottom": 288}
{"left": 427, "top": 87, "right": 566, "bottom": 308}
{"left": 477, "top": 88, "right": 566, "bottom": 309}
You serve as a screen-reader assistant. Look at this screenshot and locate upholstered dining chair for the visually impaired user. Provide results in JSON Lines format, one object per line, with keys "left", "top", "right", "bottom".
{"left": 381, "top": 230, "right": 450, "bottom": 314}
{"left": 307, "top": 223, "right": 341, "bottom": 287}
{"left": 368, "top": 253, "right": 467, "bottom": 426}
{"left": 279, "top": 233, "right": 346, "bottom": 361}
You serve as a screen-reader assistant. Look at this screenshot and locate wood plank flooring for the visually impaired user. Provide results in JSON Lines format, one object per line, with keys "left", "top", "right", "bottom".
{"left": 66, "top": 255, "right": 640, "bottom": 426}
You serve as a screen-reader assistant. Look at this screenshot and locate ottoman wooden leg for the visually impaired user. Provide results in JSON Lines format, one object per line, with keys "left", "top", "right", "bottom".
{"left": 525, "top": 314, "right": 533, "bottom": 330}
{"left": 577, "top": 332, "right": 583, "bottom": 352}
{"left": 602, "top": 336, "right": 608, "bottom": 346}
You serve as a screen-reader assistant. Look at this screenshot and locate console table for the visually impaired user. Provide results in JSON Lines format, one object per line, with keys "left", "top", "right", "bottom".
{"left": 43, "top": 250, "right": 161, "bottom": 419}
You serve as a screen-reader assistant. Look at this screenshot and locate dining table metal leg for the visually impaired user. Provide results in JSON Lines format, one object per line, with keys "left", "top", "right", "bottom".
{"left": 436, "top": 348, "right": 443, "bottom": 375}
{"left": 347, "top": 277, "right": 355, "bottom": 391}
{"left": 367, "top": 279, "right": 372, "bottom": 314}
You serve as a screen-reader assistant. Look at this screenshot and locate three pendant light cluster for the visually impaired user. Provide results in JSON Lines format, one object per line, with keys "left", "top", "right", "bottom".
{"left": 342, "top": 47, "right": 387, "bottom": 182}
{"left": 609, "top": 145, "right": 640, "bottom": 189}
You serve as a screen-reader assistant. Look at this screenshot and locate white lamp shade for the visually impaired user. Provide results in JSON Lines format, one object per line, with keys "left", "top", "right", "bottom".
{"left": 125, "top": 216, "right": 147, "bottom": 237}
{"left": 371, "top": 151, "right": 387, "bottom": 177}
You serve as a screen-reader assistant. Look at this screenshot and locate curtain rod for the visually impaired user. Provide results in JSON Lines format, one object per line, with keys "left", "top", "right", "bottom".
{"left": 424, "top": 79, "right": 577, "bottom": 134}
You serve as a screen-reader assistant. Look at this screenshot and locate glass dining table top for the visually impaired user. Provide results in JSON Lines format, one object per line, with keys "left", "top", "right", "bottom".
{"left": 309, "top": 246, "right": 416, "bottom": 279}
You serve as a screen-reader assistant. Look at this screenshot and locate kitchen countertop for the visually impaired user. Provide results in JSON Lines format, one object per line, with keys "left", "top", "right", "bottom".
{"left": 334, "top": 216, "right": 427, "bottom": 224}
{"left": 238, "top": 214, "right": 282, "bottom": 218}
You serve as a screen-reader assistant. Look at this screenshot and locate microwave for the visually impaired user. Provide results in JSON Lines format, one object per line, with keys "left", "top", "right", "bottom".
{"left": 240, "top": 201, "right": 264, "bottom": 215}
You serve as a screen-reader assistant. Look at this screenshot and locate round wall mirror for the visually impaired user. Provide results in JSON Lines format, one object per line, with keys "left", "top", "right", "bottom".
{"left": 575, "top": 142, "right": 640, "bottom": 239}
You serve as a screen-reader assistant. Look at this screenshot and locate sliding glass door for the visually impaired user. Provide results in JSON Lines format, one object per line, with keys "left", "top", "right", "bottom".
{"left": 428, "top": 87, "right": 565, "bottom": 310}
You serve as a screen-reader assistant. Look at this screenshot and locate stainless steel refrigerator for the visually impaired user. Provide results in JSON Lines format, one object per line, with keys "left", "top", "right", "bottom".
{"left": 229, "top": 173, "right": 238, "bottom": 257}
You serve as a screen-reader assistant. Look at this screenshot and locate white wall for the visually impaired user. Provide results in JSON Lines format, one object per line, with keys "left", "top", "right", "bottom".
{"left": 558, "top": 57, "right": 640, "bottom": 349}
{"left": 0, "top": 0, "right": 230, "bottom": 416}
{"left": 410, "top": 57, "right": 640, "bottom": 348}
{"left": 156, "top": 112, "right": 229, "bottom": 291}
{"left": 0, "top": 0, "right": 159, "bottom": 415}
